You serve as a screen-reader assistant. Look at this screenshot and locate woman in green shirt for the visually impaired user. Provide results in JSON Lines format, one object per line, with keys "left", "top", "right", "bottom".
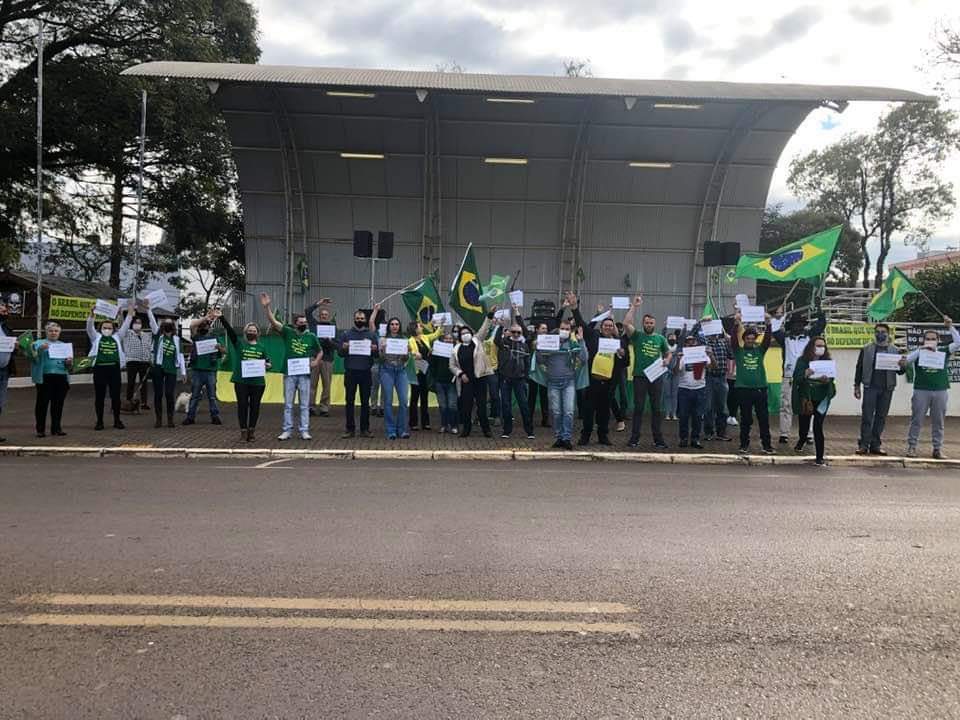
{"left": 221, "top": 315, "right": 271, "bottom": 442}
{"left": 86, "top": 301, "right": 135, "bottom": 431}
{"left": 792, "top": 337, "right": 836, "bottom": 467}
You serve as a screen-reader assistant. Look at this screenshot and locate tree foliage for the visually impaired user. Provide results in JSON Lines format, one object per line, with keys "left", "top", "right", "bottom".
{"left": 892, "top": 262, "right": 960, "bottom": 324}
{"left": 787, "top": 102, "right": 960, "bottom": 289}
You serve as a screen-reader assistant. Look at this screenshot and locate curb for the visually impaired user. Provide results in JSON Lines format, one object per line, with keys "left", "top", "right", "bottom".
{"left": 2, "top": 445, "right": 959, "bottom": 468}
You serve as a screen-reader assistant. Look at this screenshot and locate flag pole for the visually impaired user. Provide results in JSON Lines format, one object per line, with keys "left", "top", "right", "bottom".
{"left": 917, "top": 289, "right": 946, "bottom": 318}
{"left": 34, "top": 19, "right": 44, "bottom": 335}
{"left": 376, "top": 278, "right": 426, "bottom": 306}
{"left": 133, "top": 89, "right": 147, "bottom": 301}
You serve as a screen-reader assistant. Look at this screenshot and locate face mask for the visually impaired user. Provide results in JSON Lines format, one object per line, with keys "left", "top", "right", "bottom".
{"left": 875, "top": 331, "right": 888, "bottom": 343}
{"left": 511, "top": 334, "right": 525, "bottom": 344}
{"left": 131, "top": 323, "right": 142, "bottom": 331}
{"left": 559, "top": 330, "right": 570, "bottom": 340}
{"left": 246, "top": 333, "right": 258, "bottom": 342}
{"left": 461, "top": 333, "right": 473, "bottom": 344}
{"left": 162, "top": 326, "right": 174, "bottom": 335}
{"left": 925, "top": 340, "right": 938, "bottom": 349}
{"left": 296, "top": 324, "right": 308, "bottom": 333}
{"left": 355, "top": 320, "right": 366, "bottom": 329}
{"left": 101, "top": 328, "right": 113, "bottom": 337}
{"left": 814, "top": 346, "right": 826, "bottom": 357}
{"left": 668, "top": 341, "right": 676, "bottom": 348}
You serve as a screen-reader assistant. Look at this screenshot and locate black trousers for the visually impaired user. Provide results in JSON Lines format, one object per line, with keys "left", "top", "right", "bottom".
{"left": 152, "top": 367, "right": 177, "bottom": 419}
{"left": 409, "top": 371, "right": 431, "bottom": 428}
{"left": 528, "top": 379, "right": 549, "bottom": 421}
{"left": 727, "top": 379, "right": 738, "bottom": 419}
{"left": 344, "top": 368, "right": 372, "bottom": 432}
{"left": 235, "top": 383, "right": 265, "bottom": 430}
{"left": 459, "top": 377, "right": 489, "bottom": 436}
{"left": 630, "top": 375, "right": 665, "bottom": 444}
{"left": 611, "top": 372, "right": 628, "bottom": 422}
{"left": 93, "top": 364, "right": 122, "bottom": 424}
{"left": 737, "top": 387, "right": 771, "bottom": 449}
{"left": 798, "top": 411, "right": 826, "bottom": 461}
{"left": 35, "top": 374, "right": 69, "bottom": 434}
{"left": 581, "top": 378, "right": 613, "bottom": 442}
{"left": 125, "top": 361, "right": 151, "bottom": 405}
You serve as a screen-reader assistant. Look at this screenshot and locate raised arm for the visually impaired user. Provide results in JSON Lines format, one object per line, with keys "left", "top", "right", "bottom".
{"left": 622, "top": 294, "right": 642, "bottom": 337}
{"left": 369, "top": 303, "right": 381, "bottom": 333}
{"left": 475, "top": 314, "right": 492, "bottom": 342}
{"left": 259, "top": 293, "right": 283, "bottom": 333}
{"left": 760, "top": 317, "right": 773, "bottom": 351}
{"left": 147, "top": 306, "right": 160, "bottom": 334}
{"left": 85, "top": 310, "right": 97, "bottom": 341}
{"left": 220, "top": 315, "right": 238, "bottom": 346}
{"left": 809, "top": 309, "right": 827, "bottom": 338}
{"left": 730, "top": 313, "right": 742, "bottom": 350}
{"left": 117, "top": 300, "right": 135, "bottom": 338}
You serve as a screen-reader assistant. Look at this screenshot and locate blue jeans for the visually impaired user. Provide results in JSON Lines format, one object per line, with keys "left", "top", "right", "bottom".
{"left": 500, "top": 376, "right": 532, "bottom": 436}
{"left": 677, "top": 386, "right": 707, "bottom": 442}
{"left": 282, "top": 374, "right": 311, "bottom": 433}
{"left": 435, "top": 382, "right": 458, "bottom": 430}
{"left": 703, "top": 375, "right": 728, "bottom": 436}
{"left": 662, "top": 370, "right": 680, "bottom": 417}
{"left": 548, "top": 380, "right": 576, "bottom": 441}
{"left": 187, "top": 369, "right": 220, "bottom": 420}
{"left": 380, "top": 364, "right": 409, "bottom": 437}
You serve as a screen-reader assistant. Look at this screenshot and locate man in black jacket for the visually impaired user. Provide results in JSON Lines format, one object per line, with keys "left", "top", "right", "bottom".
{"left": 338, "top": 308, "right": 379, "bottom": 439}
{"left": 494, "top": 304, "right": 534, "bottom": 440}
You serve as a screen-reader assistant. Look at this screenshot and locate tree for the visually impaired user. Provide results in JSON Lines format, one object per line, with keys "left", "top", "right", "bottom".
{"left": 892, "top": 263, "right": 960, "bottom": 323}
{"left": 787, "top": 102, "right": 960, "bottom": 289}
{"left": 563, "top": 59, "right": 592, "bottom": 78}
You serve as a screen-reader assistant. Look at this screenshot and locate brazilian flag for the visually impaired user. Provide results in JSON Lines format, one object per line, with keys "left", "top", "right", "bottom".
{"left": 867, "top": 267, "right": 919, "bottom": 321}
{"left": 449, "top": 244, "right": 486, "bottom": 331}
{"left": 402, "top": 277, "right": 445, "bottom": 326}
{"left": 735, "top": 226, "right": 841, "bottom": 282}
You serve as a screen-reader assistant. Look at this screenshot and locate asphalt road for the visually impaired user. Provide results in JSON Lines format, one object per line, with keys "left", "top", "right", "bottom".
{"left": 1, "top": 459, "right": 958, "bottom": 719}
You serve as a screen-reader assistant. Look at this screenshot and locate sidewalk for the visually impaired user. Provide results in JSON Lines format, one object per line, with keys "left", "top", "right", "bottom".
{"left": 0, "top": 385, "right": 954, "bottom": 463}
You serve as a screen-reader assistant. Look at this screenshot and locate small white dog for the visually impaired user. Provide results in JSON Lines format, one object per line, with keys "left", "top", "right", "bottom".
{"left": 174, "top": 392, "right": 192, "bottom": 414}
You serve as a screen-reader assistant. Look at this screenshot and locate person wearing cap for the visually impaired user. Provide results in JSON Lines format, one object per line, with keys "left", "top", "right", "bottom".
{"left": 675, "top": 331, "right": 714, "bottom": 449}
{"left": 731, "top": 310, "right": 775, "bottom": 455}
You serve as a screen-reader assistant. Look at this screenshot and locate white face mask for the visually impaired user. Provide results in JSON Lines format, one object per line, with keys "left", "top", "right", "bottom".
{"left": 925, "top": 340, "right": 938, "bottom": 349}
{"left": 461, "top": 333, "right": 473, "bottom": 344}
{"left": 559, "top": 330, "right": 570, "bottom": 340}
{"left": 101, "top": 328, "right": 113, "bottom": 337}
{"left": 814, "top": 346, "right": 826, "bottom": 357}
{"left": 131, "top": 323, "right": 142, "bottom": 331}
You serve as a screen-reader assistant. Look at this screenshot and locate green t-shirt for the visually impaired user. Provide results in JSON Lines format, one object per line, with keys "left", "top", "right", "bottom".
{"left": 631, "top": 331, "right": 669, "bottom": 376}
{"left": 96, "top": 336, "right": 120, "bottom": 366}
{"left": 735, "top": 346, "right": 767, "bottom": 388}
{"left": 159, "top": 336, "right": 178, "bottom": 376}
{"left": 191, "top": 335, "right": 220, "bottom": 372}
{"left": 913, "top": 346, "right": 951, "bottom": 391}
{"left": 231, "top": 341, "right": 269, "bottom": 386}
{"left": 282, "top": 325, "right": 321, "bottom": 362}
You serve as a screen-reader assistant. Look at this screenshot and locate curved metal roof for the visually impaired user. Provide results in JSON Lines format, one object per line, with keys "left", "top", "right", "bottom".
{"left": 121, "top": 61, "right": 932, "bottom": 103}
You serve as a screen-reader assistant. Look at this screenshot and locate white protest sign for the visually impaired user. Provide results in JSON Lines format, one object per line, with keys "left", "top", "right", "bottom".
{"left": 643, "top": 360, "right": 668, "bottom": 382}
{"left": 735, "top": 293, "right": 750, "bottom": 308}
{"left": 770, "top": 316, "right": 784, "bottom": 333}
{"left": 117, "top": 297, "right": 130, "bottom": 309}
{"left": 509, "top": 290, "right": 524, "bottom": 307}
{"left": 93, "top": 299, "right": 119, "bottom": 319}
{"left": 740, "top": 305, "right": 765, "bottom": 323}
{"left": 316, "top": 324, "right": 336, "bottom": 339}
{"left": 47, "top": 342, "right": 73, "bottom": 359}
{"left": 145, "top": 289, "right": 168, "bottom": 309}
{"left": 385, "top": 338, "right": 408, "bottom": 355}
{"left": 611, "top": 296, "right": 631, "bottom": 310}
{"left": 241, "top": 359, "right": 266, "bottom": 378}
{"left": 683, "top": 318, "right": 698, "bottom": 330}
{"left": 431, "top": 341, "right": 454, "bottom": 358}
{"left": 0, "top": 336, "right": 16, "bottom": 353}
{"left": 378, "top": 323, "right": 387, "bottom": 336}
{"left": 665, "top": 316, "right": 686, "bottom": 330}
{"left": 494, "top": 309, "right": 512, "bottom": 322}
{"left": 809, "top": 359, "right": 837, "bottom": 378}
{"left": 590, "top": 310, "right": 612, "bottom": 324}
{"left": 918, "top": 349, "right": 946, "bottom": 370}
{"left": 598, "top": 338, "right": 621, "bottom": 354}
{"left": 287, "top": 357, "right": 311, "bottom": 376}
{"left": 874, "top": 353, "right": 902, "bottom": 371}
{"left": 537, "top": 333, "right": 560, "bottom": 351}
{"left": 431, "top": 312, "right": 452, "bottom": 327}
{"left": 415, "top": 358, "right": 429, "bottom": 374}
{"left": 194, "top": 338, "right": 219, "bottom": 356}
{"left": 680, "top": 345, "right": 708, "bottom": 364}
{"left": 349, "top": 339, "right": 372, "bottom": 356}
{"left": 702, "top": 319, "right": 724, "bottom": 336}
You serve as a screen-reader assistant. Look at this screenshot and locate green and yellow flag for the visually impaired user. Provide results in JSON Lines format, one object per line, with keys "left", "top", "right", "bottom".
{"left": 701, "top": 298, "right": 719, "bottom": 320}
{"left": 449, "top": 244, "right": 486, "bottom": 331}
{"left": 402, "top": 277, "right": 445, "bottom": 326}
{"left": 735, "top": 226, "right": 842, "bottom": 282}
{"left": 479, "top": 274, "right": 510, "bottom": 309}
{"left": 867, "top": 267, "right": 919, "bottom": 321}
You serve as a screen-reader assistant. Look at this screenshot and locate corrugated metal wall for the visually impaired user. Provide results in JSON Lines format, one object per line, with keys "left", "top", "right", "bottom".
{"left": 216, "top": 84, "right": 815, "bottom": 325}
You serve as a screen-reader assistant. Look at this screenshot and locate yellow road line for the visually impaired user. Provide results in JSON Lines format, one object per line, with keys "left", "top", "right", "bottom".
{"left": 16, "top": 593, "right": 635, "bottom": 615}
{"left": 0, "top": 613, "right": 639, "bottom": 634}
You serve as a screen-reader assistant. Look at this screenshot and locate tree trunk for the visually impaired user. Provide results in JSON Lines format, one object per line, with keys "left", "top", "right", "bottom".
{"left": 109, "top": 172, "right": 124, "bottom": 289}
{"left": 860, "top": 239, "right": 871, "bottom": 289}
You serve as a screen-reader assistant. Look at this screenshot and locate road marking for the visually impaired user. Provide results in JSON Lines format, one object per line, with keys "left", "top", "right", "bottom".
{"left": 213, "top": 458, "right": 293, "bottom": 470}
{"left": 0, "top": 613, "right": 638, "bottom": 634}
{"left": 16, "top": 593, "right": 635, "bottom": 615}
{"left": 254, "top": 458, "right": 292, "bottom": 469}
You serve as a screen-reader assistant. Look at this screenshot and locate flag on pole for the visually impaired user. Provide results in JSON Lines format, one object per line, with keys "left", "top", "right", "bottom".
{"left": 734, "top": 226, "right": 842, "bottom": 282}
{"left": 402, "top": 277, "right": 445, "bottom": 326}
{"left": 449, "top": 244, "right": 486, "bottom": 331}
{"left": 701, "top": 298, "right": 719, "bottom": 320}
{"left": 479, "top": 274, "right": 510, "bottom": 309}
{"left": 867, "top": 267, "right": 919, "bottom": 321}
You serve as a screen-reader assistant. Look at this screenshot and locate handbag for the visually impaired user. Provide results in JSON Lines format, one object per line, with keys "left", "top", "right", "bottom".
{"left": 591, "top": 352, "right": 614, "bottom": 380}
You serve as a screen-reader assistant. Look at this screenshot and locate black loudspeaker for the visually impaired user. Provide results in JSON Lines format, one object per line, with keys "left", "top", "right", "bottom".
{"left": 721, "top": 241, "right": 741, "bottom": 266}
{"left": 377, "top": 231, "right": 394, "bottom": 259}
{"left": 703, "top": 241, "right": 723, "bottom": 267}
{"left": 353, "top": 230, "right": 373, "bottom": 258}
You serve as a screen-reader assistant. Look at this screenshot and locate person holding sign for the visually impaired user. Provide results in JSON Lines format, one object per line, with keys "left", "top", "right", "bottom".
{"left": 86, "top": 300, "right": 135, "bottom": 431}
{"left": 0, "top": 297, "right": 13, "bottom": 442}
{"left": 702, "top": 316, "right": 734, "bottom": 442}
{"left": 772, "top": 306, "right": 826, "bottom": 445}
{"left": 493, "top": 305, "right": 535, "bottom": 441}
{"left": 121, "top": 309, "right": 154, "bottom": 411}
{"left": 904, "top": 318, "right": 960, "bottom": 459}
{"left": 338, "top": 308, "right": 379, "bottom": 438}
{"left": 623, "top": 295, "right": 672, "bottom": 450}
{"left": 146, "top": 302, "right": 187, "bottom": 429}
{"left": 731, "top": 310, "right": 774, "bottom": 454}
{"left": 528, "top": 321, "right": 552, "bottom": 428}
{"left": 450, "top": 312, "right": 496, "bottom": 439}
{"left": 529, "top": 318, "right": 588, "bottom": 449}
{"left": 573, "top": 299, "right": 626, "bottom": 447}
{"left": 261, "top": 293, "right": 322, "bottom": 441}
{"left": 219, "top": 315, "right": 271, "bottom": 441}
{"left": 183, "top": 310, "right": 226, "bottom": 427}
{"left": 25, "top": 321, "right": 73, "bottom": 437}
{"left": 377, "top": 315, "right": 412, "bottom": 440}
{"left": 428, "top": 329, "right": 459, "bottom": 434}
{"left": 408, "top": 321, "right": 441, "bottom": 431}
{"left": 792, "top": 337, "right": 837, "bottom": 466}
{"left": 675, "top": 333, "right": 714, "bottom": 449}
{"left": 854, "top": 323, "right": 904, "bottom": 456}
{"left": 305, "top": 299, "right": 335, "bottom": 417}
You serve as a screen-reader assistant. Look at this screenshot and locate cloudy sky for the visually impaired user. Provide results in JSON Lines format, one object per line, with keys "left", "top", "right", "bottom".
{"left": 250, "top": 0, "right": 960, "bottom": 266}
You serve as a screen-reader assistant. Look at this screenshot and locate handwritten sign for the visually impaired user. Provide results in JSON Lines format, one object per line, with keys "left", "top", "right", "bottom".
{"left": 735, "top": 293, "right": 749, "bottom": 308}
{"left": 809, "top": 360, "right": 837, "bottom": 378}
{"left": 431, "top": 312, "right": 452, "bottom": 327}
{"left": 643, "top": 360, "right": 667, "bottom": 382}
{"left": 702, "top": 319, "right": 723, "bottom": 336}
{"left": 349, "top": 339, "right": 372, "bottom": 356}
{"left": 316, "top": 324, "right": 336, "bottom": 339}
{"left": 431, "top": 341, "right": 454, "bottom": 358}
{"left": 874, "top": 353, "right": 902, "bottom": 372}
{"left": 918, "top": 349, "right": 946, "bottom": 370}
{"left": 385, "top": 338, "right": 408, "bottom": 355}
{"left": 740, "top": 305, "right": 765, "bottom": 324}
{"left": 598, "top": 338, "right": 621, "bottom": 354}
{"left": 94, "top": 299, "right": 119, "bottom": 320}
{"left": 378, "top": 323, "right": 387, "bottom": 337}
{"left": 494, "top": 309, "right": 512, "bottom": 322}
{"left": 537, "top": 334, "right": 560, "bottom": 351}
{"left": 145, "top": 289, "right": 168, "bottom": 309}
{"left": 680, "top": 345, "right": 708, "bottom": 364}
{"left": 665, "top": 316, "right": 686, "bottom": 330}
{"left": 287, "top": 357, "right": 310, "bottom": 376}
{"left": 47, "top": 342, "right": 74, "bottom": 359}
{"left": 0, "top": 336, "right": 16, "bottom": 353}
{"left": 194, "top": 338, "right": 219, "bottom": 356}
{"left": 590, "top": 310, "right": 611, "bottom": 324}
{"left": 509, "top": 290, "right": 524, "bottom": 307}
{"left": 611, "top": 296, "right": 630, "bottom": 310}
{"left": 241, "top": 359, "right": 266, "bottom": 378}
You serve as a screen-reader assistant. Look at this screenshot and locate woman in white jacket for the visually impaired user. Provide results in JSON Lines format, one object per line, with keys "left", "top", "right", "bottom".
{"left": 86, "top": 300, "right": 135, "bottom": 431}
{"left": 146, "top": 301, "right": 187, "bottom": 428}
{"left": 449, "top": 312, "right": 494, "bottom": 438}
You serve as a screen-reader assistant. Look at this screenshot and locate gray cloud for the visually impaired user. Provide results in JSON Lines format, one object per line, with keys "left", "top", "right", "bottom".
{"left": 473, "top": 0, "right": 674, "bottom": 28}
{"left": 848, "top": 4, "right": 893, "bottom": 25}
{"left": 705, "top": 5, "right": 824, "bottom": 66}
{"left": 662, "top": 63, "right": 691, "bottom": 80}
{"left": 661, "top": 18, "right": 698, "bottom": 53}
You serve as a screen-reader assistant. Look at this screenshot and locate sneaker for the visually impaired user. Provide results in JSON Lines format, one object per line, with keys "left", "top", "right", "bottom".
{"left": 869, "top": 448, "right": 888, "bottom": 456}
{"left": 309, "top": 408, "right": 318, "bottom": 417}
{"left": 778, "top": 435, "right": 789, "bottom": 445}
{"left": 727, "top": 417, "right": 739, "bottom": 426}
{"left": 552, "top": 439, "right": 563, "bottom": 449}
{"left": 702, "top": 434, "right": 715, "bottom": 442}
{"left": 182, "top": 417, "right": 195, "bottom": 426}
{"left": 211, "top": 416, "right": 222, "bottom": 426}
{"left": 277, "top": 431, "right": 292, "bottom": 441}
{"left": 410, "top": 425, "right": 419, "bottom": 431}
{"left": 247, "top": 429, "right": 256, "bottom": 443}
{"left": 598, "top": 438, "right": 612, "bottom": 446}
{"left": 318, "top": 410, "right": 330, "bottom": 417}
{"left": 388, "top": 434, "right": 397, "bottom": 441}
{"left": 423, "top": 425, "right": 432, "bottom": 431}
{"left": 795, "top": 440, "right": 806, "bottom": 454}
{"left": 577, "top": 436, "right": 590, "bottom": 447}
{"left": 627, "top": 440, "right": 639, "bottom": 448}
{"left": 855, "top": 448, "right": 869, "bottom": 455}
{"left": 692, "top": 441, "right": 704, "bottom": 450}
{"left": 450, "top": 428, "right": 459, "bottom": 435}
{"left": 360, "top": 431, "right": 374, "bottom": 438}
{"left": 400, "top": 433, "right": 411, "bottom": 439}
{"left": 300, "top": 432, "right": 312, "bottom": 440}
{"left": 905, "top": 446, "right": 918, "bottom": 458}
{"left": 814, "top": 458, "right": 828, "bottom": 467}
{"left": 738, "top": 445, "right": 749, "bottom": 454}
{"left": 562, "top": 440, "right": 574, "bottom": 450}
{"left": 715, "top": 434, "right": 732, "bottom": 442}
{"left": 53, "top": 430, "right": 67, "bottom": 437}
{"left": 762, "top": 446, "right": 775, "bottom": 455}
{"left": 654, "top": 441, "right": 669, "bottom": 450}
{"left": 500, "top": 433, "right": 510, "bottom": 439}
{"left": 616, "top": 421, "right": 626, "bottom": 432}
{"left": 439, "top": 427, "right": 447, "bottom": 434}
{"left": 341, "top": 431, "right": 356, "bottom": 439}
{"left": 933, "top": 449, "right": 945, "bottom": 460}
{"left": 527, "top": 435, "right": 536, "bottom": 441}
{"left": 240, "top": 429, "right": 248, "bottom": 441}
